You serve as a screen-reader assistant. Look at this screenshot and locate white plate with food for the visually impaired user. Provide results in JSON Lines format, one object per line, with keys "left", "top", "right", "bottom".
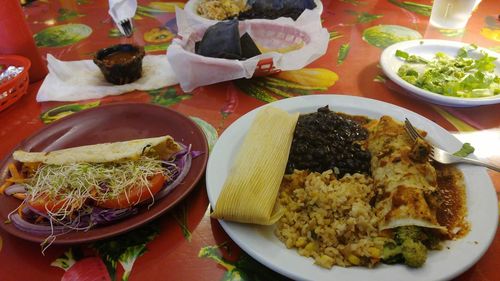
{"left": 380, "top": 39, "right": 500, "bottom": 107}
{"left": 205, "top": 94, "right": 498, "bottom": 281}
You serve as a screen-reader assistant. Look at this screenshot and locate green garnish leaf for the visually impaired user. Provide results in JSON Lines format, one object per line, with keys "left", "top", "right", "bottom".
{"left": 396, "top": 50, "right": 428, "bottom": 63}
{"left": 453, "top": 143, "right": 475, "bottom": 157}
{"left": 457, "top": 47, "right": 468, "bottom": 58}
{"left": 458, "top": 44, "right": 478, "bottom": 58}
{"left": 396, "top": 50, "right": 409, "bottom": 60}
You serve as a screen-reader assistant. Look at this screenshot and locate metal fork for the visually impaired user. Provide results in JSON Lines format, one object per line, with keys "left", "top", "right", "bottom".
{"left": 119, "top": 19, "right": 133, "bottom": 37}
{"left": 404, "top": 118, "right": 500, "bottom": 172}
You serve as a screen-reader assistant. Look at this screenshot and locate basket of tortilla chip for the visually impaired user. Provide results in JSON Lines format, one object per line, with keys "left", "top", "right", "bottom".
{"left": 184, "top": 0, "right": 323, "bottom": 24}
{"left": 167, "top": 8, "right": 328, "bottom": 92}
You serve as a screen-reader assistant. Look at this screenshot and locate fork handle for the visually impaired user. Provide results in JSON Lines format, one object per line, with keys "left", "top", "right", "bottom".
{"left": 460, "top": 157, "right": 500, "bottom": 172}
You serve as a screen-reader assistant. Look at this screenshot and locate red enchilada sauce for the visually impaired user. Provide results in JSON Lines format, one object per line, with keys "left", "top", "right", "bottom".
{"left": 434, "top": 164, "right": 470, "bottom": 239}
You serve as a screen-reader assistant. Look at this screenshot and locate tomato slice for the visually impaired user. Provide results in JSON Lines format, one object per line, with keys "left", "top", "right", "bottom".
{"left": 97, "top": 173, "right": 166, "bottom": 209}
{"left": 28, "top": 194, "right": 68, "bottom": 214}
{"left": 28, "top": 174, "right": 166, "bottom": 213}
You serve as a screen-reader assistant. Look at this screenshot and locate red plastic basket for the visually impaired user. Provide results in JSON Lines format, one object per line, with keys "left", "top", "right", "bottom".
{"left": 0, "top": 55, "right": 31, "bottom": 112}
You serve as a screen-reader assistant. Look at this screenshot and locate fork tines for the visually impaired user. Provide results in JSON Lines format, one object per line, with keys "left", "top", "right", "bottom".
{"left": 404, "top": 118, "right": 422, "bottom": 142}
{"left": 120, "top": 19, "right": 133, "bottom": 37}
{"left": 404, "top": 118, "right": 437, "bottom": 159}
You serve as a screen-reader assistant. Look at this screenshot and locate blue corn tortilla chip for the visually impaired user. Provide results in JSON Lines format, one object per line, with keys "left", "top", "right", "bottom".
{"left": 195, "top": 19, "right": 242, "bottom": 59}
{"left": 240, "top": 32, "right": 262, "bottom": 59}
{"left": 195, "top": 21, "right": 261, "bottom": 60}
{"left": 241, "top": 0, "right": 316, "bottom": 20}
{"left": 250, "top": 0, "right": 316, "bottom": 10}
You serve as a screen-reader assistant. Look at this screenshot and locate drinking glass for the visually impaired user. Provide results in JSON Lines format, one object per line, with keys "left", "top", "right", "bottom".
{"left": 429, "top": 0, "right": 481, "bottom": 29}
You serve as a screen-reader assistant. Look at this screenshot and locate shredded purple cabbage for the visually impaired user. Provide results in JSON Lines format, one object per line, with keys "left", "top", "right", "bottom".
{"left": 4, "top": 183, "right": 26, "bottom": 195}
{"left": 90, "top": 207, "right": 138, "bottom": 225}
{"left": 10, "top": 214, "right": 68, "bottom": 235}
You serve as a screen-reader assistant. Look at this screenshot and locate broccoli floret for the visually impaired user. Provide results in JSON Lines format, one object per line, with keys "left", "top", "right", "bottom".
{"left": 424, "top": 231, "right": 442, "bottom": 250}
{"left": 381, "top": 239, "right": 428, "bottom": 267}
{"left": 382, "top": 226, "right": 432, "bottom": 268}
{"left": 381, "top": 242, "right": 404, "bottom": 264}
{"left": 397, "top": 226, "right": 443, "bottom": 250}
{"left": 395, "top": 226, "right": 425, "bottom": 243}
{"left": 401, "top": 239, "right": 427, "bottom": 267}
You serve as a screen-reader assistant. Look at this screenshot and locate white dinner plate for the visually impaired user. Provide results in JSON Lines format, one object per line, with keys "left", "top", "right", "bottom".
{"left": 206, "top": 95, "right": 498, "bottom": 281}
{"left": 380, "top": 39, "right": 500, "bottom": 107}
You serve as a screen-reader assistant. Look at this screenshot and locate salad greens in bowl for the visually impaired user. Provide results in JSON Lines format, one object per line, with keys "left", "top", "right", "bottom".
{"left": 380, "top": 39, "right": 500, "bottom": 107}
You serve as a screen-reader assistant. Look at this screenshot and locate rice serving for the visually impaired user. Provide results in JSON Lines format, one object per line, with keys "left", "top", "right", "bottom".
{"left": 275, "top": 169, "right": 385, "bottom": 268}
{"left": 197, "top": 0, "right": 248, "bottom": 20}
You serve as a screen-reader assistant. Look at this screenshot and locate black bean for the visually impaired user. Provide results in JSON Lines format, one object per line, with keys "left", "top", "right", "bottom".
{"left": 286, "top": 106, "right": 371, "bottom": 178}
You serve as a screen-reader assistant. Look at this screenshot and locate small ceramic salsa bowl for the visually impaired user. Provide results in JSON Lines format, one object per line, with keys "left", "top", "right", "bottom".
{"left": 94, "top": 44, "right": 145, "bottom": 85}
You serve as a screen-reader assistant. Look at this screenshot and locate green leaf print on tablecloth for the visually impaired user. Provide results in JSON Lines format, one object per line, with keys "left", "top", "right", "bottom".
{"left": 51, "top": 248, "right": 78, "bottom": 271}
{"left": 347, "top": 10, "right": 383, "bottom": 24}
{"left": 136, "top": 2, "right": 184, "bottom": 18}
{"left": 52, "top": 248, "right": 111, "bottom": 281}
{"left": 235, "top": 68, "right": 339, "bottom": 103}
{"left": 199, "top": 244, "right": 289, "bottom": 281}
{"left": 57, "top": 8, "right": 84, "bottom": 22}
{"left": 337, "top": 43, "right": 351, "bottom": 65}
{"left": 190, "top": 116, "right": 219, "bottom": 153}
{"left": 431, "top": 105, "right": 477, "bottom": 132}
{"left": 439, "top": 28, "right": 465, "bottom": 37}
{"left": 108, "top": 28, "right": 131, "bottom": 38}
{"left": 40, "top": 101, "right": 100, "bottom": 124}
{"left": 373, "top": 74, "right": 387, "bottom": 83}
{"left": 34, "top": 23, "right": 92, "bottom": 47}
{"left": 340, "top": 0, "right": 368, "bottom": 5}
{"left": 92, "top": 223, "right": 160, "bottom": 281}
{"left": 171, "top": 202, "right": 193, "bottom": 241}
{"left": 147, "top": 86, "right": 192, "bottom": 106}
{"left": 144, "top": 43, "right": 171, "bottom": 53}
{"left": 362, "top": 25, "right": 422, "bottom": 49}
{"left": 329, "top": 30, "right": 343, "bottom": 41}
{"left": 388, "top": 0, "right": 432, "bottom": 16}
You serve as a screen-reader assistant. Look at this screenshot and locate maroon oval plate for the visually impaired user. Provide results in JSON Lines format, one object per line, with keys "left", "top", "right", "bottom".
{"left": 0, "top": 103, "right": 208, "bottom": 244}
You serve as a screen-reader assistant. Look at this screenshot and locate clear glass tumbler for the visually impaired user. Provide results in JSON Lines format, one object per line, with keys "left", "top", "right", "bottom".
{"left": 429, "top": 0, "right": 481, "bottom": 29}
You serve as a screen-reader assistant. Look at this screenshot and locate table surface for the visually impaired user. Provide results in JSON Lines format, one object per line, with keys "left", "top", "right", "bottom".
{"left": 0, "top": 0, "right": 499, "bottom": 280}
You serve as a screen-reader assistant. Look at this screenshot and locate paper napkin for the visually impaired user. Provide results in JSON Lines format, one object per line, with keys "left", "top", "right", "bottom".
{"left": 37, "top": 54, "right": 178, "bottom": 102}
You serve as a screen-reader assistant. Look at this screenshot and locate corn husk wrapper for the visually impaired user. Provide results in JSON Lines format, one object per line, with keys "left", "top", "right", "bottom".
{"left": 211, "top": 106, "right": 299, "bottom": 225}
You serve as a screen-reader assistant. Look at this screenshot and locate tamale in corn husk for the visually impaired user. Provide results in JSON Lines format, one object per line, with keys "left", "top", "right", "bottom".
{"left": 211, "top": 106, "right": 299, "bottom": 225}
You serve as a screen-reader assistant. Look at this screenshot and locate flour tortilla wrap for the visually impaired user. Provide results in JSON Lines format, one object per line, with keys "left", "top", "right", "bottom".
{"left": 13, "top": 135, "right": 181, "bottom": 165}
{"left": 367, "top": 116, "right": 446, "bottom": 232}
